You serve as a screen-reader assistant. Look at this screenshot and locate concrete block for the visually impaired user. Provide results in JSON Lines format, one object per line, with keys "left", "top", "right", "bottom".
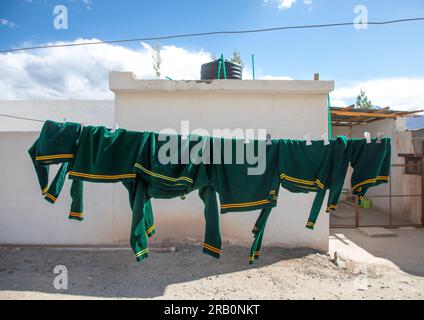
{"left": 357, "top": 227, "right": 397, "bottom": 238}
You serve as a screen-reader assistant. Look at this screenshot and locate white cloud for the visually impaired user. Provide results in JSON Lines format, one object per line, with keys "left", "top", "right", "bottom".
{"left": 0, "top": 39, "right": 212, "bottom": 99}
{"left": 277, "top": 0, "right": 296, "bottom": 9}
{"left": 2, "top": 40, "right": 420, "bottom": 113}
{"left": 0, "top": 18, "right": 17, "bottom": 29}
{"left": 332, "top": 78, "right": 424, "bottom": 111}
{"left": 68, "top": 0, "right": 92, "bottom": 9}
{"left": 0, "top": 38, "right": 295, "bottom": 99}
{"left": 264, "top": 0, "right": 312, "bottom": 10}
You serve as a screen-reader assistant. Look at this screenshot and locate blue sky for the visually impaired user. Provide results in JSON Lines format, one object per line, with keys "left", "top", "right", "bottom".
{"left": 0, "top": 0, "right": 423, "bottom": 108}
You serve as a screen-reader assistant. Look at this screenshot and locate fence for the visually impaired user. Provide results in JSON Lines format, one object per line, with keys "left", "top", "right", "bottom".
{"left": 330, "top": 163, "right": 424, "bottom": 228}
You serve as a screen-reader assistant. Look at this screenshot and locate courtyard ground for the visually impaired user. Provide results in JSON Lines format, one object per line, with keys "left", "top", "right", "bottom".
{"left": 0, "top": 227, "right": 423, "bottom": 300}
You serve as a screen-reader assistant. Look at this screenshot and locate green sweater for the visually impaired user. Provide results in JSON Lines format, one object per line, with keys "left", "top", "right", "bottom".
{"left": 350, "top": 138, "right": 391, "bottom": 202}
{"left": 278, "top": 136, "right": 350, "bottom": 229}
{"left": 28, "top": 120, "right": 84, "bottom": 220}
{"left": 69, "top": 126, "right": 146, "bottom": 182}
{"left": 132, "top": 132, "right": 221, "bottom": 261}
{"left": 29, "top": 121, "right": 392, "bottom": 265}
{"left": 210, "top": 138, "right": 280, "bottom": 264}
{"left": 68, "top": 126, "right": 156, "bottom": 260}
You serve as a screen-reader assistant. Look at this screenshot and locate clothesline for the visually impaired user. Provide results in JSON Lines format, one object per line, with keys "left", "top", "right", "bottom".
{"left": 28, "top": 120, "right": 392, "bottom": 264}
{"left": 0, "top": 113, "right": 45, "bottom": 123}
{"left": 2, "top": 113, "right": 424, "bottom": 141}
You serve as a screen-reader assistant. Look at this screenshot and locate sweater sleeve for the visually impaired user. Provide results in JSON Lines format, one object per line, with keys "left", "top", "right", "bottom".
{"left": 199, "top": 186, "right": 222, "bottom": 259}
{"left": 129, "top": 178, "right": 150, "bottom": 262}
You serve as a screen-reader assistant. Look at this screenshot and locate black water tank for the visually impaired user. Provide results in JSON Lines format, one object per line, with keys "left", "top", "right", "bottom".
{"left": 200, "top": 59, "right": 242, "bottom": 80}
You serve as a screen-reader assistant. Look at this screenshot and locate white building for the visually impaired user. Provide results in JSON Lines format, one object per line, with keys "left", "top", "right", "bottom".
{"left": 1, "top": 72, "right": 335, "bottom": 252}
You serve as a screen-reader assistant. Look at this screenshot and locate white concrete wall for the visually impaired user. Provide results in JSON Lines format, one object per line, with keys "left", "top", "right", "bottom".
{"left": 0, "top": 100, "right": 122, "bottom": 245}
{"left": 0, "top": 100, "right": 114, "bottom": 132}
{"left": 0, "top": 132, "right": 132, "bottom": 245}
{"left": 112, "top": 72, "right": 334, "bottom": 251}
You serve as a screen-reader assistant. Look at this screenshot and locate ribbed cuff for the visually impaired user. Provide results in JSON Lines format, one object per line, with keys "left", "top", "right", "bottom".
{"left": 135, "top": 248, "right": 149, "bottom": 262}
{"left": 202, "top": 243, "right": 221, "bottom": 259}
{"left": 249, "top": 251, "right": 260, "bottom": 265}
{"left": 146, "top": 225, "right": 156, "bottom": 238}
{"left": 306, "top": 221, "right": 315, "bottom": 230}
{"left": 326, "top": 204, "right": 337, "bottom": 212}
{"left": 69, "top": 212, "right": 84, "bottom": 221}
{"left": 44, "top": 193, "right": 57, "bottom": 203}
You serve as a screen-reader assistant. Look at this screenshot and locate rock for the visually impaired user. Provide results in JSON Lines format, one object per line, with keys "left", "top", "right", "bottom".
{"left": 333, "top": 251, "right": 347, "bottom": 268}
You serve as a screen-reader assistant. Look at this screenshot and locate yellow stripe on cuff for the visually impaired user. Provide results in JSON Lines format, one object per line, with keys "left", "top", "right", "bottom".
{"left": 36, "top": 154, "right": 74, "bottom": 161}
{"left": 69, "top": 212, "right": 83, "bottom": 217}
{"left": 135, "top": 248, "right": 149, "bottom": 257}
{"left": 203, "top": 243, "right": 221, "bottom": 254}
{"left": 45, "top": 193, "right": 57, "bottom": 202}
{"left": 146, "top": 225, "right": 155, "bottom": 235}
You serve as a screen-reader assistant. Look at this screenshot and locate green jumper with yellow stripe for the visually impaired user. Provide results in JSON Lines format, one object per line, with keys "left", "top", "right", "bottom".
{"left": 69, "top": 126, "right": 155, "bottom": 261}
{"left": 350, "top": 138, "right": 391, "bottom": 203}
{"left": 133, "top": 132, "right": 222, "bottom": 260}
{"left": 277, "top": 136, "right": 350, "bottom": 230}
{"left": 28, "top": 120, "right": 84, "bottom": 220}
{"left": 210, "top": 137, "right": 280, "bottom": 264}
{"left": 324, "top": 138, "right": 391, "bottom": 210}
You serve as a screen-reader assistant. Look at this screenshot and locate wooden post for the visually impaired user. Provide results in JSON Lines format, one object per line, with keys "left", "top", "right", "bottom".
{"left": 389, "top": 163, "right": 392, "bottom": 226}
{"left": 355, "top": 195, "right": 360, "bottom": 228}
{"left": 422, "top": 142, "right": 424, "bottom": 226}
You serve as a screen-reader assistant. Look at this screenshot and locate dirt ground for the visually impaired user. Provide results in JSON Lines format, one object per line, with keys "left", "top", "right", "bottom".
{"left": 1, "top": 232, "right": 424, "bottom": 300}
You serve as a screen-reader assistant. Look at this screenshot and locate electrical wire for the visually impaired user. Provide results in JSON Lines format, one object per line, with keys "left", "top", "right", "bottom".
{"left": 1, "top": 17, "right": 424, "bottom": 53}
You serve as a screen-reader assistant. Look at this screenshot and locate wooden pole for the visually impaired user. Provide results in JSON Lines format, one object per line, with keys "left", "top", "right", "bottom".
{"left": 355, "top": 195, "right": 360, "bottom": 228}
{"left": 422, "top": 142, "right": 424, "bottom": 226}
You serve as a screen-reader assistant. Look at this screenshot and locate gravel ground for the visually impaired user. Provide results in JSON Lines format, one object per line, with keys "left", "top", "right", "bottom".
{"left": 1, "top": 244, "right": 423, "bottom": 300}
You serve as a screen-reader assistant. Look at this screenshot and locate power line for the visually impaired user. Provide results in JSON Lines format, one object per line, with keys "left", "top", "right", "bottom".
{"left": 1, "top": 17, "right": 424, "bottom": 53}
{"left": 0, "top": 113, "right": 45, "bottom": 123}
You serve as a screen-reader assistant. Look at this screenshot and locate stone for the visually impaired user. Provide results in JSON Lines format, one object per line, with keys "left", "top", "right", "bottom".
{"left": 333, "top": 251, "right": 347, "bottom": 268}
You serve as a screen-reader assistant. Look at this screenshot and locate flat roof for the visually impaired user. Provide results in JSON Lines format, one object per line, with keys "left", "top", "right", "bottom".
{"left": 109, "top": 72, "right": 334, "bottom": 95}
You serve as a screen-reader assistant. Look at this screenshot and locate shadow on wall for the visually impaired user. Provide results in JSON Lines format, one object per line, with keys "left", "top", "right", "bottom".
{"left": 0, "top": 245, "right": 318, "bottom": 299}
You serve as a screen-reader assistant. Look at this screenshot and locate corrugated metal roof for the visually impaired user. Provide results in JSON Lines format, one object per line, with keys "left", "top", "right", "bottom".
{"left": 331, "top": 105, "right": 423, "bottom": 126}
